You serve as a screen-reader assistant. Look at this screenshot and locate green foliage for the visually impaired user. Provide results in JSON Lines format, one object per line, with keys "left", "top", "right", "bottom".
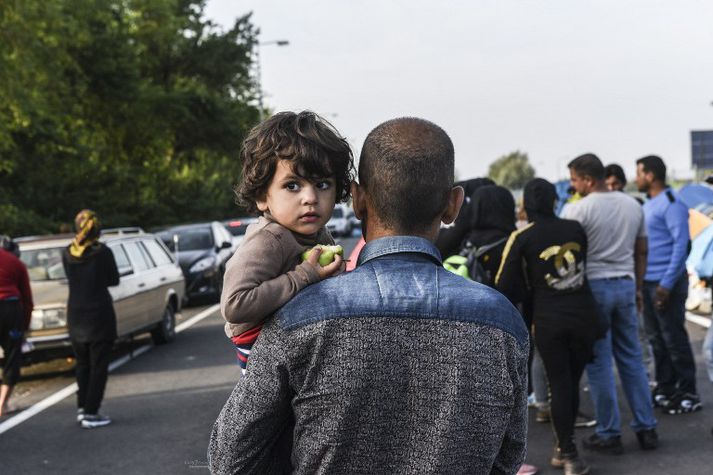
{"left": 487, "top": 151, "right": 536, "bottom": 190}
{"left": 0, "top": 0, "right": 260, "bottom": 236}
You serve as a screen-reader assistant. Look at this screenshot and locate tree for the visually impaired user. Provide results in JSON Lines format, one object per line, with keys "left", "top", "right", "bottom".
{"left": 0, "top": 0, "right": 260, "bottom": 235}
{"left": 487, "top": 151, "right": 536, "bottom": 190}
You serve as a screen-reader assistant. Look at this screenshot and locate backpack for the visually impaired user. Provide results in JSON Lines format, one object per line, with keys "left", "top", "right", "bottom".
{"left": 443, "top": 237, "right": 508, "bottom": 285}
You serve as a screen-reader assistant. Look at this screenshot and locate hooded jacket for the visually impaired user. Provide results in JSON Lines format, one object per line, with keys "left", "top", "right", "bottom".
{"left": 62, "top": 243, "right": 120, "bottom": 342}
{"left": 495, "top": 179, "right": 600, "bottom": 325}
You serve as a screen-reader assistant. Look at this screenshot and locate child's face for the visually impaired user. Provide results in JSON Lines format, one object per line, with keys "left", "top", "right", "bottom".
{"left": 257, "top": 160, "right": 337, "bottom": 235}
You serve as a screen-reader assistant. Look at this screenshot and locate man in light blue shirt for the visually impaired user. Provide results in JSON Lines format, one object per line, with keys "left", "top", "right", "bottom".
{"left": 635, "top": 155, "right": 700, "bottom": 415}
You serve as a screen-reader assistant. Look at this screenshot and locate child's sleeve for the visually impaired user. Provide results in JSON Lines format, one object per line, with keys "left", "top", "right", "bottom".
{"left": 220, "top": 230, "right": 320, "bottom": 326}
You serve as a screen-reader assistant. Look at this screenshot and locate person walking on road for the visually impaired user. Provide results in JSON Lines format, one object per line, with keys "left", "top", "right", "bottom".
{"left": 62, "top": 210, "right": 119, "bottom": 429}
{"left": 562, "top": 153, "right": 658, "bottom": 454}
{"left": 0, "top": 236, "right": 33, "bottom": 417}
{"left": 209, "top": 117, "right": 529, "bottom": 474}
{"left": 635, "top": 155, "right": 701, "bottom": 414}
{"left": 497, "top": 178, "right": 598, "bottom": 475}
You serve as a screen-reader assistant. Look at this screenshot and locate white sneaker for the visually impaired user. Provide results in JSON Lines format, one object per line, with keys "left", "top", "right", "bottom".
{"left": 77, "top": 408, "right": 85, "bottom": 423}
{"left": 81, "top": 414, "right": 112, "bottom": 429}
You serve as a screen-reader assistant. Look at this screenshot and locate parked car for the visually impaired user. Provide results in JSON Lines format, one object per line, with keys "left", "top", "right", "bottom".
{"left": 222, "top": 216, "right": 258, "bottom": 248}
{"left": 157, "top": 222, "right": 234, "bottom": 303}
{"left": 17, "top": 231, "right": 185, "bottom": 362}
{"left": 327, "top": 204, "right": 354, "bottom": 237}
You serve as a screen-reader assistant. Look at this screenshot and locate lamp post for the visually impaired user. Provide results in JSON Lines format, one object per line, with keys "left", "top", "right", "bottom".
{"left": 255, "top": 40, "right": 289, "bottom": 120}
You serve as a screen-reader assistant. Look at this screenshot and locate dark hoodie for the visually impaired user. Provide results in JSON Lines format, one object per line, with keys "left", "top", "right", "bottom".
{"left": 62, "top": 243, "right": 120, "bottom": 342}
{"left": 495, "top": 179, "right": 599, "bottom": 323}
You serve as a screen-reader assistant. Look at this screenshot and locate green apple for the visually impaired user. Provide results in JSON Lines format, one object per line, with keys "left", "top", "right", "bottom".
{"left": 302, "top": 244, "right": 344, "bottom": 266}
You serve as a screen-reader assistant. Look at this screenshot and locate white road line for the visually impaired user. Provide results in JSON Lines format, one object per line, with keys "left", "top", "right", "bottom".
{"left": 0, "top": 304, "right": 220, "bottom": 435}
{"left": 685, "top": 311, "right": 712, "bottom": 329}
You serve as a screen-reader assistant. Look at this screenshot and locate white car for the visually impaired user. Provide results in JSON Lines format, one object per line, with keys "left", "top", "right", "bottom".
{"left": 327, "top": 204, "right": 354, "bottom": 237}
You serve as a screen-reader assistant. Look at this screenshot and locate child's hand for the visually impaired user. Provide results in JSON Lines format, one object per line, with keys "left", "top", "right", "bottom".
{"left": 305, "top": 247, "right": 345, "bottom": 279}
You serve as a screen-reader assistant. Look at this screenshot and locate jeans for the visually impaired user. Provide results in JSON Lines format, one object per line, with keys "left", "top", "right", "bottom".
{"left": 586, "top": 278, "right": 657, "bottom": 438}
{"left": 642, "top": 274, "right": 697, "bottom": 395}
{"left": 532, "top": 346, "right": 549, "bottom": 408}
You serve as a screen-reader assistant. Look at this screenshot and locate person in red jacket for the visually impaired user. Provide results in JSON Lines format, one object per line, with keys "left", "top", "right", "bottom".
{"left": 0, "top": 236, "right": 34, "bottom": 417}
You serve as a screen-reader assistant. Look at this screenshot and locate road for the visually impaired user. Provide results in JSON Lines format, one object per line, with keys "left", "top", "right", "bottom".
{"left": 2, "top": 234, "right": 713, "bottom": 474}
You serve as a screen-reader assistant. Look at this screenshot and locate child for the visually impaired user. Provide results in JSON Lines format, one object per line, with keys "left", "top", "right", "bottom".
{"left": 221, "top": 111, "right": 354, "bottom": 373}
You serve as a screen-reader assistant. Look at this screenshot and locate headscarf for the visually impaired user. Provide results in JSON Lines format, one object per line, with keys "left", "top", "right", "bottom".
{"left": 69, "top": 209, "right": 101, "bottom": 258}
{"left": 470, "top": 185, "right": 517, "bottom": 233}
{"left": 523, "top": 178, "right": 558, "bottom": 222}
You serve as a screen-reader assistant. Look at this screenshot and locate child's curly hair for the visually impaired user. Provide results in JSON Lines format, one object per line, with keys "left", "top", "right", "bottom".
{"left": 236, "top": 111, "right": 355, "bottom": 214}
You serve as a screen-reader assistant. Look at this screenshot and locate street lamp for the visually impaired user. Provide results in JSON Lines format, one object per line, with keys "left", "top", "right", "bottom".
{"left": 255, "top": 40, "right": 289, "bottom": 120}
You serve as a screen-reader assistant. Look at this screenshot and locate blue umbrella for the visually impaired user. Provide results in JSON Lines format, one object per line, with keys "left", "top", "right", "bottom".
{"left": 687, "top": 222, "right": 713, "bottom": 278}
{"left": 678, "top": 184, "right": 713, "bottom": 209}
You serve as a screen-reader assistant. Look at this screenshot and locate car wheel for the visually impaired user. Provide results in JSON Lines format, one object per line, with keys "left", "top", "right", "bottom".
{"left": 151, "top": 304, "right": 176, "bottom": 345}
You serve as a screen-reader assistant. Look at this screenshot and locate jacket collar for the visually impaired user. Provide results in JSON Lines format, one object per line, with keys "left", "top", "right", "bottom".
{"left": 357, "top": 236, "right": 442, "bottom": 267}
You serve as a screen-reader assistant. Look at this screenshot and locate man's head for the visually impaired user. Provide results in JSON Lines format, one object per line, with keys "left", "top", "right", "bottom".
{"left": 236, "top": 111, "right": 354, "bottom": 215}
{"left": 353, "top": 117, "right": 463, "bottom": 239}
{"left": 604, "top": 163, "right": 627, "bottom": 192}
{"left": 635, "top": 155, "right": 666, "bottom": 193}
{"left": 567, "top": 153, "right": 605, "bottom": 197}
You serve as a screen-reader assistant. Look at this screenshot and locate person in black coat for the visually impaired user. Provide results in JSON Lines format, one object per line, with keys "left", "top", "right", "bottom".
{"left": 62, "top": 210, "right": 119, "bottom": 428}
{"left": 496, "top": 178, "right": 599, "bottom": 473}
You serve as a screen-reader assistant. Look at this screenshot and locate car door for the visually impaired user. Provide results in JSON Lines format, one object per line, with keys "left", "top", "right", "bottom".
{"left": 107, "top": 242, "right": 138, "bottom": 338}
{"left": 143, "top": 237, "right": 185, "bottom": 310}
{"left": 121, "top": 240, "right": 154, "bottom": 334}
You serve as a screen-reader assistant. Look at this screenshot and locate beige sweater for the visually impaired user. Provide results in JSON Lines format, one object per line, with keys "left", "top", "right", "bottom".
{"left": 221, "top": 216, "right": 333, "bottom": 337}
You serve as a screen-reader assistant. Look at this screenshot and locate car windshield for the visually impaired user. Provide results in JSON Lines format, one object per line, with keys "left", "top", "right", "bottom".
{"left": 161, "top": 228, "right": 214, "bottom": 252}
{"left": 20, "top": 247, "right": 67, "bottom": 281}
{"left": 332, "top": 208, "right": 343, "bottom": 218}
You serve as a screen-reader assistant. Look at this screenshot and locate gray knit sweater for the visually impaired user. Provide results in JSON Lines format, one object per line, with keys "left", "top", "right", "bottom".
{"left": 209, "top": 236, "right": 529, "bottom": 475}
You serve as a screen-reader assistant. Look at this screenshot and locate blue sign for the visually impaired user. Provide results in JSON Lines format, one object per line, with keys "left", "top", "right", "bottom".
{"left": 692, "top": 130, "right": 713, "bottom": 169}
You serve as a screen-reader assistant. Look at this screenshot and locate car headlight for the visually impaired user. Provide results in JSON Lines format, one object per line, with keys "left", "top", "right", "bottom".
{"left": 190, "top": 256, "right": 216, "bottom": 273}
{"left": 30, "top": 307, "right": 67, "bottom": 330}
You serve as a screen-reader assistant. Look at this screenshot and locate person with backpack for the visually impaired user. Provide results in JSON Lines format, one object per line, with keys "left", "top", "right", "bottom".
{"left": 443, "top": 184, "right": 515, "bottom": 287}
{"left": 496, "top": 178, "right": 600, "bottom": 475}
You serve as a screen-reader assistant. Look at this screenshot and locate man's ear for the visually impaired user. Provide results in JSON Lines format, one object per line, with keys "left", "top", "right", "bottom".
{"left": 351, "top": 181, "right": 366, "bottom": 220}
{"left": 441, "top": 186, "right": 464, "bottom": 225}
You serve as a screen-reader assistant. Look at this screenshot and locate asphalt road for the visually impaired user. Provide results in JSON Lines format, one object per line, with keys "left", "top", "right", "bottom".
{"left": 2, "top": 234, "right": 713, "bottom": 474}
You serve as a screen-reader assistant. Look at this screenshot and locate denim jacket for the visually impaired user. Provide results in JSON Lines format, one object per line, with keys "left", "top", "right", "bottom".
{"left": 209, "top": 236, "right": 529, "bottom": 475}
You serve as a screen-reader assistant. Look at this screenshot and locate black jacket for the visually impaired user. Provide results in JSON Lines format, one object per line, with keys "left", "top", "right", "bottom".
{"left": 62, "top": 243, "right": 120, "bottom": 342}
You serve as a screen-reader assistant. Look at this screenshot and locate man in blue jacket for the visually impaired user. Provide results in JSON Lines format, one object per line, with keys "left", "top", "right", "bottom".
{"left": 208, "top": 117, "right": 529, "bottom": 475}
{"left": 635, "top": 155, "right": 700, "bottom": 414}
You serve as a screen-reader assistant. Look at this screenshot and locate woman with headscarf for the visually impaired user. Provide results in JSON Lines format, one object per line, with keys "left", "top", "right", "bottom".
{"left": 62, "top": 210, "right": 119, "bottom": 429}
{"left": 456, "top": 184, "right": 516, "bottom": 287}
{"left": 495, "top": 178, "right": 599, "bottom": 475}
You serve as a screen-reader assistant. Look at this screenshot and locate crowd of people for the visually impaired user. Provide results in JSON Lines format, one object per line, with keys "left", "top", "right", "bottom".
{"left": 2, "top": 109, "right": 711, "bottom": 474}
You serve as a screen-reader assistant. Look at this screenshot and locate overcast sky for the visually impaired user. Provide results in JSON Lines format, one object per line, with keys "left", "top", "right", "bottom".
{"left": 205, "top": 0, "right": 713, "bottom": 182}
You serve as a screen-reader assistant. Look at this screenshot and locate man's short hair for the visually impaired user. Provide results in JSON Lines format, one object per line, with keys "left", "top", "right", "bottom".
{"left": 568, "top": 153, "right": 605, "bottom": 181}
{"left": 604, "top": 163, "right": 627, "bottom": 186}
{"left": 359, "top": 117, "right": 454, "bottom": 233}
{"left": 236, "top": 111, "right": 354, "bottom": 214}
{"left": 636, "top": 155, "right": 666, "bottom": 182}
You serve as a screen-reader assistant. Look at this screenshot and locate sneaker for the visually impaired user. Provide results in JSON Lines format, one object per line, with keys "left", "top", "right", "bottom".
{"left": 666, "top": 393, "right": 702, "bottom": 415}
{"left": 76, "top": 408, "right": 85, "bottom": 423}
{"left": 564, "top": 454, "right": 590, "bottom": 475}
{"left": 574, "top": 412, "right": 596, "bottom": 428}
{"left": 527, "top": 393, "right": 537, "bottom": 408}
{"left": 551, "top": 448, "right": 590, "bottom": 475}
{"left": 635, "top": 428, "right": 658, "bottom": 450}
{"left": 652, "top": 391, "right": 672, "bottom": 409}
{"left": 582, "top": 433, "right": 623, "bottom": 455}
{"left": 80, "top": 414, "right": 112, "bottom": 429}
{"left": 536, "top": 407, "right": 551, "bottom": 423}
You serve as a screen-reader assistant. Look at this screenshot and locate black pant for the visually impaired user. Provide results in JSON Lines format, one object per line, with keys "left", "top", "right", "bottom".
{"left": 0, "top": 300, "right": 24, "bottom": 386}
{"left": 535, "top": 316, "right": 595, "bottom": 453}
{"left": 642, "top": 274, "right": 697, "bottom": 395}
{"left": 71, "top": 339, "right": 113, "bottom": 414}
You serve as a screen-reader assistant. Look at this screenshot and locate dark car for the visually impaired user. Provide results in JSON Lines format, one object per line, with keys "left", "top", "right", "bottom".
{"left": 158, "top": 222, "right": 234, "bottom": 303}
